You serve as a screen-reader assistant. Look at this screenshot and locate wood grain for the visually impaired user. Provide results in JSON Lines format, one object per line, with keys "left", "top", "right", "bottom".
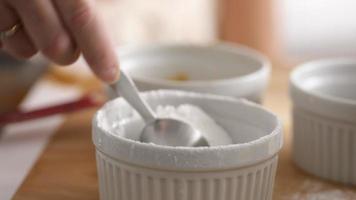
{"left": 12, "top": 109, "right": 99, "bottom": 200}
{"left": 13, "top": 66, "right": 356, "bottom": 199}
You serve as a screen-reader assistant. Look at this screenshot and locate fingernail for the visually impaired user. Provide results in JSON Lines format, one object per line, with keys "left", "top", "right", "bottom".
{"left": 102, "top": 64, "right": 120, "bottom": 83}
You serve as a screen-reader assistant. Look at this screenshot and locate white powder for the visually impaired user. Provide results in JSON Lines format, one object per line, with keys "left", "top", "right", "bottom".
{"left": 284, "top": 180, "right": 356, "bottom": 200}
{"left": 155, "top": 104, "right": 233, "bottom": 146}
{"left": 108, "top": 103, "right": 233, "bottom": 146}
{"left": 111, "top": 104, "right": 233, "bottom": 146}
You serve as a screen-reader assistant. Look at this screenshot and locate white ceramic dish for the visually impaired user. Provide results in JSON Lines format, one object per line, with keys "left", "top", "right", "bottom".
{"left": 290, "top": 58, "right": 356, "bottom": 185}
{"left": 93, "top": 90, "right": 283, "bottom": 200}
{"left": 117, "top": 43, "right": 271, "bottom": 103}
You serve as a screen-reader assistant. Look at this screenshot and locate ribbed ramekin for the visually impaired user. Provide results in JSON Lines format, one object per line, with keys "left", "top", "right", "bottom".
{"left": 93, "top": 90, "right": 283, "bottom": 200}
{"left": 290, "top": 58, "right": 356, "bottom": 185}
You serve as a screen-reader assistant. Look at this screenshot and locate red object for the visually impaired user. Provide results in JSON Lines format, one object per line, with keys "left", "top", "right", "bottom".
{"left": 0, "top": 94, "right": 103, "bottom": 125}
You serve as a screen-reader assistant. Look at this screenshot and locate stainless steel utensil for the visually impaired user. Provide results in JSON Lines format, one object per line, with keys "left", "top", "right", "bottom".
{"left": 110, "top": 71, "right": 208, "bottom": 147}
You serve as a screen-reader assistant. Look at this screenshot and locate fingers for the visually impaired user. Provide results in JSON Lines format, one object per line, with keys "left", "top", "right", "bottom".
{"left": 54, "top": 0, "right": 119, "bottom": 83}
{"left": 0, "top": 2, "right": 36, "bottom": 58}
{"left": 8, "top": 0, "right": 79, "bottom": 65}
{"left": 1, "top": 0, "right": 118, "bottom": 83}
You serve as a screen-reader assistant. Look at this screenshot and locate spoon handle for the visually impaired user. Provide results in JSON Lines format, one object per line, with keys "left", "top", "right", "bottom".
{"left": 111, "top": 71, "right": 156, "bottom": 123}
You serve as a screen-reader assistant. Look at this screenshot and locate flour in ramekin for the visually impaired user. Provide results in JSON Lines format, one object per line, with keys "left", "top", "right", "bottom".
{"left": 106, "top": 103, "right": 233, "bottom": 146}
{"left": 155, "top": 104, "right": 233, "bottom": 146}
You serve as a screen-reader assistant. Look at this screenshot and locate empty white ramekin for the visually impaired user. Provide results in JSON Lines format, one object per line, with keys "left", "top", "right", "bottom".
{"left": 117, "top": 43, "right": 271, "bottom": 103}
{"left": 290, "top": 58, "right": 356, "bottom": 185}
{"left": 93, "top": 90, "right": 283, "bottom": 200}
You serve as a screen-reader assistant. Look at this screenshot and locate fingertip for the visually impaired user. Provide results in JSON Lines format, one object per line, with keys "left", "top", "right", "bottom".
{"left": 57, "top": 48, "right": 81, "bottom": 66}
{"left": 17, "top": 48, "right": 37, "bottom": 59}
{"left": 98, "top": 64, "right": 120, "bottom": 83}
{"left": 42, "top": 33, "right": 78, "bottom": 66}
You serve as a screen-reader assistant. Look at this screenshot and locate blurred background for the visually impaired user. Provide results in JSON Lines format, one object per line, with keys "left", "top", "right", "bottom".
{"left": 99, "top": 0, "right": 356, "bottom": 61}
{"left": 1, "top": 1, "right": 356, "bottom": 199}
{"left": 94, "top": 0, "right": 356, "bottom": 61}
{"left": 2, "top": 0, "right": 356, "bottom": 115}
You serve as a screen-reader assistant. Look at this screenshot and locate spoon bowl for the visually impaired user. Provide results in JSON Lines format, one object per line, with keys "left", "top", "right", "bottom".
{"left": 111, "top": 71, "right": 209, "bottom": 147}
{"left": 140, "top": 118, "right": 208, "bottom": 147}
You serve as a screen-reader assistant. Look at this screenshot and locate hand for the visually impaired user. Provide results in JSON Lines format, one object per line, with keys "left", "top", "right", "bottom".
{"left": 0, "top": 0, "right": 119, "bottom": 83}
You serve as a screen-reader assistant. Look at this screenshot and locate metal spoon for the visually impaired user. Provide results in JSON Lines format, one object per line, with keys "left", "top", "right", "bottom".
{"left": 110, "top": 71, "right": 209, "bottom": 147}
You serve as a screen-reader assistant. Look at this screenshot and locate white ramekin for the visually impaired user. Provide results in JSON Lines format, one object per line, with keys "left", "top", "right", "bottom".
{"left": 93, "top": 90, "right": 283, "bottom": 200}
{"left": 117, "top": 43, "right": 271, "bottom": 103}
{"left": 290, "top": 58, "right": 356, "bottom": 185}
